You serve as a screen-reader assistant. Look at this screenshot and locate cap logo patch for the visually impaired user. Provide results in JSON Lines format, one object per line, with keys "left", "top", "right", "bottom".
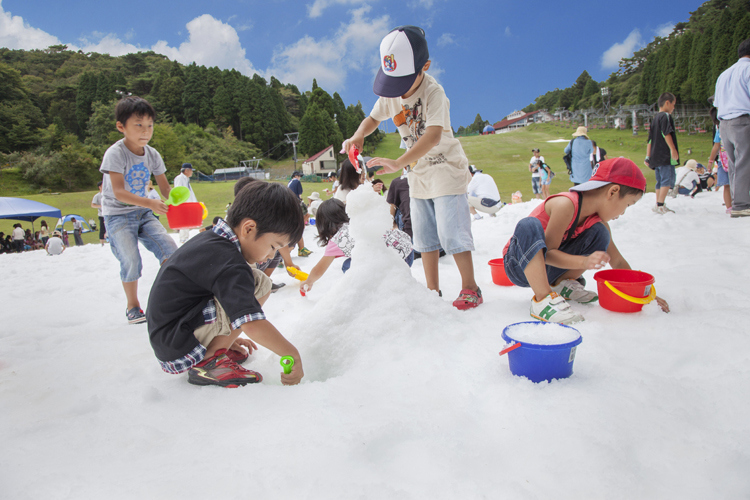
{"left": 591, "top": 164, "right": 600, "bottom": 177}
{"left": 383, "top": 54, "right": 397, "bottom": 72}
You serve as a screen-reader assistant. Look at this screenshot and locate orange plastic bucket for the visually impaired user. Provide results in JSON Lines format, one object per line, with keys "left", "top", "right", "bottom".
{"left": 594, "top": 269, "right": 656, "bottom": 313}
{"left": 167, "top": 202, "right": 207, "bottom": 230}
{"left": 489, "top": 258, "right": 513, "bottom": 286}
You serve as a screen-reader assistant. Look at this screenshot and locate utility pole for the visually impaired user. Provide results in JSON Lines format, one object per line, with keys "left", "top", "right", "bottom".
{"left": 285, "top": 132, "right": 299, "bottom": 172}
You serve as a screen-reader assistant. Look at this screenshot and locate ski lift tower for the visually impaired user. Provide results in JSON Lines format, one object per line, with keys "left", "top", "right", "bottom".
{"left": 284, "top": 132, "right": 299, "bottom": 172}
{"left": 601, "top": 87, "right": 611, "bottom": 115}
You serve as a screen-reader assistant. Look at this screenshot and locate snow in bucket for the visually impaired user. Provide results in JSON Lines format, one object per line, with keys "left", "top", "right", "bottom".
{"left": 500, "top": 321, "right": 583, "bottom": 383}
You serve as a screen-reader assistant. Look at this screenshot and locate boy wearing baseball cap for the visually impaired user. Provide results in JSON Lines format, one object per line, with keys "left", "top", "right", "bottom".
{"left": 343, "top": 25, "right": 481, "bottom": 309}
{"left": 502, "top": 158, "right": 669, "bottom": 324}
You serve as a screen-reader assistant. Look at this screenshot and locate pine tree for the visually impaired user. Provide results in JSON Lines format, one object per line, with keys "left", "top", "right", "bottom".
{"left": 732, "top": 12, "right": 750, "bottom": 57}
{"left": 673, "top": 31, "right": 694, "bottom": 103}
{"left": 711, "top": 8, "right": 737, "bottom": 84}
{"left": 75, "top": 72, "right": 98, "bottom": 136}
{"left": 691, "top": 26, "right": 714, "bottom": 104}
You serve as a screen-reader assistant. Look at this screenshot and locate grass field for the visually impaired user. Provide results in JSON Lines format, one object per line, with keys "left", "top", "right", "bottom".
{"left": 1, "top": 122, "right": 716, "bottom": 244}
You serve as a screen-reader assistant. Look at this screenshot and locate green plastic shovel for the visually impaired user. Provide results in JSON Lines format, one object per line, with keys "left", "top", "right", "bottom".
{"left": 280, "top": 356, "right": 295, "bottom": 374}
{"left": 165, "top": 186, "right": 190, "bottom": 206}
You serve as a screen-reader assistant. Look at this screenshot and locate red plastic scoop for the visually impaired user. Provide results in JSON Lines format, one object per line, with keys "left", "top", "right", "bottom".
{"left": 348, "top": 144, "right": 361, "bottom": 173}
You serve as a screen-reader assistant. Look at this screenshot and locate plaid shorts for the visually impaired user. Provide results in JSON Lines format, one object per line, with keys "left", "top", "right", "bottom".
{"left": 159, "top": 344, "right": 207, "bottom": 374}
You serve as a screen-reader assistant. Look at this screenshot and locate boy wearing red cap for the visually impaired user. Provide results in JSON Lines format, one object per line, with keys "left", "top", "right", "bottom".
{"left": 343, "top": 25, "right": 481, "bottom": 310}
{"left": 502, "top": 158, "right": 669, "bottom": 324}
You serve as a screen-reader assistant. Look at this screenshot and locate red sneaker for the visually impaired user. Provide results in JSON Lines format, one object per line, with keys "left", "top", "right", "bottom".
{"left": 225, "top": 347, "right": 249, "bottom": 364}
{"left": 188, "top": 349, "right": 262, "bottom": 388}
{"left": 453, "top": 287, "right": 483, "bottom": 310}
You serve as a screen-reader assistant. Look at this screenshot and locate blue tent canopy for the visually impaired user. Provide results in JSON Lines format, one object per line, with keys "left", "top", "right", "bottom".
{"left": 55, "top": 214, "right": 94, "bottom": 233}
{"left": 0, "top": 197, "right": 62, "bottom": 222}
{"left": 483, "top": 125, "right": 495, "bottom": 133}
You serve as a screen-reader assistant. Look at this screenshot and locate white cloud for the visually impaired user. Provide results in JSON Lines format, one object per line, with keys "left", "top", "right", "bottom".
{"left": 437, "top": 33, "right": 455, "bottom": 47}
{"left": 505, "top": 26, "right": 511, "bottom": 37}
{"left": 601, "top": 29, "right": 643, "bottom": 69}
{"left": 0, "top": 1, "right": 62, "bottom": 49}
{"left": 307, "top": 0, "right": 368, "bottom": 18}
{"left": 655, "top": 22, "right": 674, "bottom": 38}
{"left": 151, "top": 14, "right": 257, "bottom": 75}
{"left": 268, "top": 6, "right": 390, "bottom": 91}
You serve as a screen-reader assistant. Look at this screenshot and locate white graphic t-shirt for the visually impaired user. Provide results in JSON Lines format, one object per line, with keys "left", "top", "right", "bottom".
{"left": 99, "top": 139, "right": 166, "bottom": 216}
{"left": 370, "top": 73, "right": 470, "bottom": 199}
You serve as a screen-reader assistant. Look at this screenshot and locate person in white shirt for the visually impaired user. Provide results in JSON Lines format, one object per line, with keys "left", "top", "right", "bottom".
{"left": 673, "top": 160, "right": 701, "bottom": 198}
{"left": 46, "top": 231, "right": 65, "bottom": 255}
{"left": 467, "top": 165, "right": 502, "bottom": 219}
{"left": 173, "top": 163, "right": 198, "bottom": 243}
{"left": 529, "top": 149, "right": 545, "bottom": 199}
{"left": 11, "top": 223, "right": 25, "bottom": 253}
{"left": 307, "top": 192, "right": 323, "bottom": 217}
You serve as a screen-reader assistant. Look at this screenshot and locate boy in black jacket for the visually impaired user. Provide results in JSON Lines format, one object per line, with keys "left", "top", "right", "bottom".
{"left": 147, "top": 182, "right": 305, "bottom": 387}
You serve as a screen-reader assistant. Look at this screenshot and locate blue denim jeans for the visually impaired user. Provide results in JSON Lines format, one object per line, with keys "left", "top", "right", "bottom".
{"left": 654, "top": 165, "right": 676, "bottom": 189}
{"left": 504, "top": 217, "right": 610, "bottom": 288}
{"left": 105, "top": 208, "right": 177, "bottom": 282}
{"left": 410, "top": 194, "right": 474, "bottom": 255}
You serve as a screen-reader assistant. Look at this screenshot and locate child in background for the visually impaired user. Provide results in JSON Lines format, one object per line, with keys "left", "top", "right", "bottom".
{"left": 299, "top": 199, "right": 412, "bottom": 293}
{"left": 343, "top": 25, "right": 481, "bottom": 309}
{"left": 46, "top": 231, "right": 65, "bottom": 256}
{"left": 645, "top": 92, "right": 679, "bottom": 214}
{"left": 39, "top": 220, "right": 49, "bottom": 246}
{"left": 99, "top": 96, "right": 178, "bottom": 324}
{"left": 540, "top": 161, "right": 553, "bottom": 199}
{"left": 334, "top": 158, "right": 365, "bottom": 203}
{"left": 503, "top": 158, "right": 669, "bottom": 324}
{"left": 529, "top": 149, "right": 544, "bottom": 199}
{"left": 708, "top": 106, "right": 733, "bottom": 214}
{"left": 146, "top": 182, "right": 306, "bottom": 388}
{"left": 372, "top": 179, "right": 387, "bottom": 196}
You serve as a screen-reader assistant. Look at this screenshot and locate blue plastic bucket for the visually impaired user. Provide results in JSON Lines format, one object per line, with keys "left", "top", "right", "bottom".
{"left": 501, "top": 322, "right": 583, "bottom": 383}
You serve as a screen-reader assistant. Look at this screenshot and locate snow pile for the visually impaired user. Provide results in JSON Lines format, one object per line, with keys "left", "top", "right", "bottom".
{"left": 1, "top": 190, "right": 749, "bottom": 498}
{"left": 504, "top": 321, "right": 581, "bottom": 345}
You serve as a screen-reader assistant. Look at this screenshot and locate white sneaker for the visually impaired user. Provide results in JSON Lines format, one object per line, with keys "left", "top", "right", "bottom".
{"left": 551, "top": 279, "right": 598, "bottom": 303}
{"left": 530, "top": 292, "right": 584, "bottom": 325}
{"left": 473, "top": 213, "right": 483, "bottom": 220}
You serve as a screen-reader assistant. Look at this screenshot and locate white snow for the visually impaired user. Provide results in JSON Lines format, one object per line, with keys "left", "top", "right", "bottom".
{"left": 547, "top": 139, "right": 571, "bottom": 143}
{"left": 504, "top": 322, "right": 581, "bottom": 345}
{"left": 2, "top": 188, "right": 749, "bottom": 498}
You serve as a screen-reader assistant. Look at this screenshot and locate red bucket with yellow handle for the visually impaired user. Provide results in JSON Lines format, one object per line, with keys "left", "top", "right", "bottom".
{"left": 594, "top": 269, "right": 656, "bottom": 313}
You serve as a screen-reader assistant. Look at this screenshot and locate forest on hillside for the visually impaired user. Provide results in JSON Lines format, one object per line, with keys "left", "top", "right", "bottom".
{"left": 0, "top": 47, "right": 383, "bottom": 191}
{"left": 521, "top": 0, "right": 750, "bottom": 114}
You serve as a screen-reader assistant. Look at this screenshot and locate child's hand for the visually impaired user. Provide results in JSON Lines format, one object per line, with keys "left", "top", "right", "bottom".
{"left": 233, "top": 337, "right": 258, "bottom": 354}
{"left": 367, "top": 157, "right": 400, "bottom": 173}
{"left": 286, "top": 264, "right": 301, "bottom": 276}
{"left": 341, "top": 135, "right": 364, "bottom": 155}
{"left": 655, "top": 295, "right": 670, "bottom": 313}
{"left": 281, "top": 359, "right": 304, "bottom": 385}
{"left": 299, "top": 281, "right": 312, "bottom": 293}
{"left": 151, "top": 199, "right": 169, "bottom": 215}
{"left": 583, "top": 251, "right": 610, "bottom": 270}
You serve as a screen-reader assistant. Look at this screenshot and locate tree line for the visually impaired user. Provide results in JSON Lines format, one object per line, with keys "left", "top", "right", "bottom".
{"left": 0, "top": 46, "right": 382, "bottom": 192}
{"left": 521, "top": 0, "right": 750, "bottom": 114}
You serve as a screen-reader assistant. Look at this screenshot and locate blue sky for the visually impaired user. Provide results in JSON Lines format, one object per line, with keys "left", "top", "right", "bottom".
{"left": 1, "top": 0, "right": 703, "bottom": 129}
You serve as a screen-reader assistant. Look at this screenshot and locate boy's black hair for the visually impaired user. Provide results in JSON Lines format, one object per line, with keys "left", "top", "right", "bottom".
{"left": 212, "top": 216, "right": 221, "bottom": 225}
{"left": 116, "top": 96, "right": 156, "bottom": 125}
{"left": 315, "top": 199, "right": 349, "bottom": 246}
{"left": 227, "top": 182, "right": 304, "bottom": 245}
{"left": 339, "top": 158, "right": 361, "bottom": 191}
{"left": 658, "top": 92, "right": 676, "bottom": 108}
{"left": 234, "top": 176, "right": 260, "bottom": 197}
{"left": 738, "top": 38, "right": 750, "bottom": 58}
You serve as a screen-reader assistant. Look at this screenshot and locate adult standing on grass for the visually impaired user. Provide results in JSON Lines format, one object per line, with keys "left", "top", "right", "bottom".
{"left": 714, "top": 38, "right": 750, "bottom": 218}
{"left": 91, "top": 181, "right": 107, "bottom": 245}
{"left": 529, "top": 148, "right": 544, "bottom": 199}
{"left": 11, "top": 223, "right": 24, "bottom": 253}
{"left": 174, "top": 163, "right": 198, "bottom": 243}
{"left": 564, "top": 127, "right": 594, "bottom": 186}
{"left": 287, "top": 171, "right": 312, "bottom": 257}
{"left": 645, "top": 92, "right": 679, "bottom": 214}
{"left": 71, "top": 217, "right": 84, "bottom": 246}
{"left": 590, "top": 141, "right": 607, "bottom": 171}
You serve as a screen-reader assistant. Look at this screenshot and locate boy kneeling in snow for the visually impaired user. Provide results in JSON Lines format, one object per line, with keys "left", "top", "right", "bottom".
{"left": 146, "top": 182, "right": 305, "bottom": 387}
{"left": 503, "top": 158, "right": 669, "bottom": 324}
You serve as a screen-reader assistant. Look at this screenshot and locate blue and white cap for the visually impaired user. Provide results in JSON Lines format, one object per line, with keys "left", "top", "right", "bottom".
{"left": 373, "top": 26, "right": 429, "bottom": 98}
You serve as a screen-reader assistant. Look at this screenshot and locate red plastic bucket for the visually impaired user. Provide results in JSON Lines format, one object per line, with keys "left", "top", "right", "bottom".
{"left": 167, "top": 202, "right": 207, "bottom": 230}
{"left": 489, "top": 258, "right": 513, "bottom": 286}
{"left": 594, "top": 269, "right": 656, "bottom": 313}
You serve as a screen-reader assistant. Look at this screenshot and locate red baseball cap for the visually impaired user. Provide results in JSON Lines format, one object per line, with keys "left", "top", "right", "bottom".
{"left": 570, "top": 157, "right": 647, "bottom": 193}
